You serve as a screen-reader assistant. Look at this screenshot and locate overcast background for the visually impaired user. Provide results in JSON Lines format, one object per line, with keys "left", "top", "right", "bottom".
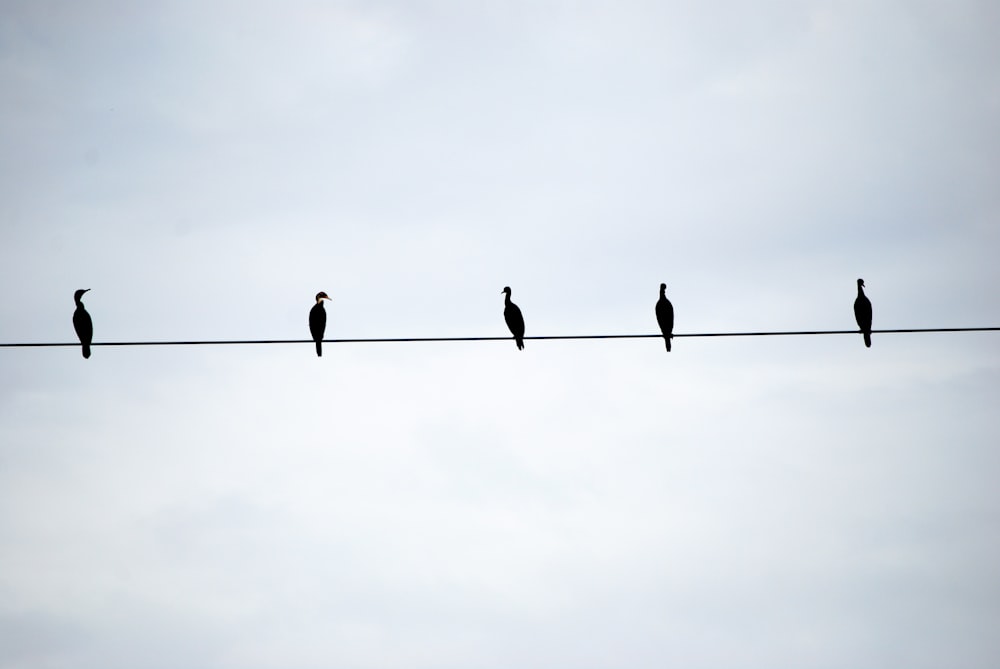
{"left": 2, "top": 1, "right": 999, "bottom": 667}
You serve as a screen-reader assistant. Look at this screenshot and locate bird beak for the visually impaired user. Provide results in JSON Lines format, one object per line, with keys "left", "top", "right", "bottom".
{"left": 84, "top": 288, "right": 91, "bottom": 294}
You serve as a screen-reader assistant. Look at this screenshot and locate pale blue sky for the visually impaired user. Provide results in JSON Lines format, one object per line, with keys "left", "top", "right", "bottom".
{"left": 1, "top": 2, "right": 999, "bottom": 667}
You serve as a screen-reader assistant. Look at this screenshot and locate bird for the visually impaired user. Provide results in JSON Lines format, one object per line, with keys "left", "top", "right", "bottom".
{"left": 73, "top": 289, "right": 93, "bottom": 359}
{"left": 502, "top": 286, "right": 525, "bottom": 350}
{"left": 854, "top": 278, "right": 873, "bottom": 348}
{"left": 655, "top": 283, "right": 674, "bottom": 352}
{"left": 309, "top": 291, "right": 330, "bottom": 357}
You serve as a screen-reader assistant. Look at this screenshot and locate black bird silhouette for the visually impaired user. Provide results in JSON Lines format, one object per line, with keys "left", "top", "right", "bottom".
{"left": 655, "top": 282, "right": 674, "bottom": 352}
{"left": 309, "top": 291, "right": 330, "bottom": 357}
{"left": 854, "top": 278, "right": 873, "bottom": 348}
{"left": 502, "top": 286, "right": 525, "bottom": 350}
{"left": 73, "top": 289, "right": 93, "bottom": 359}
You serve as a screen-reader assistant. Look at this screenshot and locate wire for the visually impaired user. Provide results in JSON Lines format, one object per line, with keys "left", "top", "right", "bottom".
{"left": 1, "top": 327, "right": 999, "bottom": 348}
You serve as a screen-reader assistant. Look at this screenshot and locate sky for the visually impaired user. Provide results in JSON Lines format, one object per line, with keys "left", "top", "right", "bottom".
{"left": 1, "top": 1, "right": 999, "bottom": 667}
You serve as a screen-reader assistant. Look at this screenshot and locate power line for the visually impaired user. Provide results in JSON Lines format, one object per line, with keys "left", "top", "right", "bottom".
{"left": 1, "top": 327, "right": 999, "bottom": 348}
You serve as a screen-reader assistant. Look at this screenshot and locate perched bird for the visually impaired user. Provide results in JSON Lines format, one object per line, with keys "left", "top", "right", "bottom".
{"left": 854, "top": 278, "right": 873, "bottom": 348}
{"left": 502, "top": 286, "right": 525, "bottom": 350}
{"left": 655, "top": 282, "right": 674, "bottom": 352}
{"left": 73, "top": 289, "right": 93, "bottom": 359}
{"left": 309, "top": 291, "right": 330, "bottom": 357}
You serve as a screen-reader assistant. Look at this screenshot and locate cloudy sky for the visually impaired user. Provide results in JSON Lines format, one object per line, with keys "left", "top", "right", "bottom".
{"left": 2, "top": 1, "right": 999, "bottom": 667}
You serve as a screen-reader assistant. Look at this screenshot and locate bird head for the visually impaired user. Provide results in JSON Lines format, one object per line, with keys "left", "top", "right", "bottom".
{"left": 315, "top": 291, "right": 330, "bottom": 303}
{"left": 660, "top": 282, "right": 667, "bottom": 292}
{"left": 74, "top": 288, "right": 90, "bottom": 302}
{"left": 857, "top": 278, "right": 865, "bottom": 288}
{"left": 501, "top": 286, "right": 512, "bottom": 296}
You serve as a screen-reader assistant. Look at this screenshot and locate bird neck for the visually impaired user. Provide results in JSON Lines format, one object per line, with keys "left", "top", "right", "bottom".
{"left": 857, "top": 284, "right": 865, "bottom": 297}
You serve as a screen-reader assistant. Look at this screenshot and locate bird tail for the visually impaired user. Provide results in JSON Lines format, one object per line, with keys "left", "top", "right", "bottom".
{"left": 516, "top": 337, "right": 524, "bottom": 350}
{"left": 863, "top": 332, "right": 871, "bottom": 348}
{"left": 665, "top": 337, "right": 671, "bottom": 352}
{"left": 315, "top": 341, "right": 323, "bottom": 357}
{"left": 82, "top": 344, "right": 91, "bottom": 359}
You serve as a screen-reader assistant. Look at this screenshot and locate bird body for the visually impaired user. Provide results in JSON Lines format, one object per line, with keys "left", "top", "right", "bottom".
{"left": 73, "top": 289, "right": 93, "bottom": 359}
{"left": 854, "top": 278, "right": 872, "bottom": 348}
{"left": 502, "top": 286, "right": 525, "bottom": 350}
{"left": 655, "top": 283, "right": 674, "bottom": 352}
{"left": 309, "top": 291, "right": 330, "bottom": 356}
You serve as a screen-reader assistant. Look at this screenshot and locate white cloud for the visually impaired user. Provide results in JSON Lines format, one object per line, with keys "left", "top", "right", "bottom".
{"left": 1, "top": 2, "right": 999, "bottom": 667}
